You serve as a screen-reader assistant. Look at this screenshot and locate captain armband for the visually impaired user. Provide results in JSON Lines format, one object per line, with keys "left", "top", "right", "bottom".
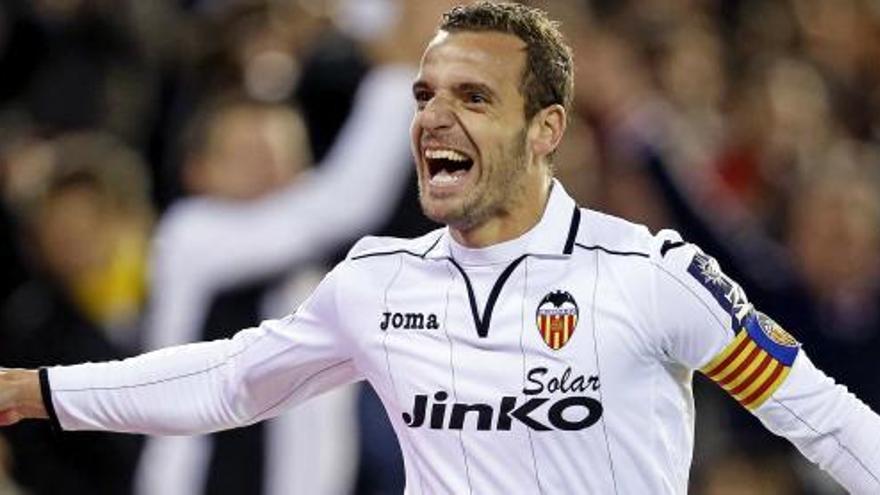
{"left": 700, "top": 312, "right": 800, "bottom": 410}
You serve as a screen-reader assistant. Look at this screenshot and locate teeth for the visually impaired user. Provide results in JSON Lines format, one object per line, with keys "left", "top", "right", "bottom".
{"left": 425, "top": 149, "right": 469, "bottom": 161}
{"left": 429, "top": 169, "right": 463, "bottom": 185}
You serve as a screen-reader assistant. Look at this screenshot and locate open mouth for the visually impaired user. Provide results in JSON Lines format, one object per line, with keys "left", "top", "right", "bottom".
{"left": 425, "top": 149, "right": 474, "bottom": 185}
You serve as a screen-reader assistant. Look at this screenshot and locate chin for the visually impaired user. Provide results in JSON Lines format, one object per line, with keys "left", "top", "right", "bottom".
{"left": 425, "top": 204, "right": 490, "bottom": 233}
{"left": 420, "top": 201, "right": 453, "bottom": 225}
{"left": 419, "top": 196, "right": 462, "bottom": 226}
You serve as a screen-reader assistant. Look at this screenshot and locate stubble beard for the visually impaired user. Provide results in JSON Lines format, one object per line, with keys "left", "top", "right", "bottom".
{"left": 418, "top": 130, "right": 528, "bottom": 231}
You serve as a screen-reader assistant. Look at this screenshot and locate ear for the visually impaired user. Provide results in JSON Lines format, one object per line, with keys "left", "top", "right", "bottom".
{"left": 528, "top": 104, "right": 567, "bottom": 160}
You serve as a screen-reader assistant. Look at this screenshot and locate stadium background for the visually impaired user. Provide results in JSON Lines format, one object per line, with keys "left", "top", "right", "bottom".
{"left": 1, "top": 0, "right": 879, "bottom": 493}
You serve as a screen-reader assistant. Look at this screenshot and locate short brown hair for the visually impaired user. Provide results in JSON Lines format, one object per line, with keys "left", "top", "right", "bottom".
{"left": 43, "top": 132, "right": 151, "bottom": 215}
{"left": 440, "top": 1, "right": 574, "bottom": 120}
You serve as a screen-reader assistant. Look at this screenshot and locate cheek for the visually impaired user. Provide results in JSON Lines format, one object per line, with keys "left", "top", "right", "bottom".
{"left": 409, "top": 120, "right": 422, "bottom": 164}
{"left": 480, "top": 126, "right": 525, "bottom": 162}
{"left": 469, "top": 114, "right": 520, "bottom": 144}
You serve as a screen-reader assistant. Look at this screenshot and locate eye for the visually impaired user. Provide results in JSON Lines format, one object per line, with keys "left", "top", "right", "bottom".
{"left": 414, "top": 88, "right": 433, "bottom": 109}
{"left": 467, "top": 92, "right": 488, "bottom": 105}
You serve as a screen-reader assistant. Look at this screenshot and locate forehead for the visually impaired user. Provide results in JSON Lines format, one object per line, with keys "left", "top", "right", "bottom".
{"left": 418, "top": 30, "right": 527, "bottom": 88}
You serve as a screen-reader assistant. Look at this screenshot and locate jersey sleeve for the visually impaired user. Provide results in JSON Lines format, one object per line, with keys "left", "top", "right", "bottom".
{"left": 43, "top": 264, "right": 362, "bottom": 435}
{"left": 648, "top": 229, "right": 745, "bottom": 371}
{"left": 650, "top": 230, "right": 880, "bottom": 493}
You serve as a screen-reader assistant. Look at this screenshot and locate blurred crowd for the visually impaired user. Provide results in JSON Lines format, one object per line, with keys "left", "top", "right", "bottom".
{"left": 0, "top": 0, "right": 878, "bottom": 494}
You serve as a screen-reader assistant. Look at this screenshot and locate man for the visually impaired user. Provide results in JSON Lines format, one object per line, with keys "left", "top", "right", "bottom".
{"left": 138, "top": 98, "right": 358, "bottom": 495}
{"left": 0, "top": 3, "right": 878, "bottom": 494}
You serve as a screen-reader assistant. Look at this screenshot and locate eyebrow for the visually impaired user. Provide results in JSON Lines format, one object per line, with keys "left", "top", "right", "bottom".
{"left": 411, "top": 80, "right": 500, "bottom": 100}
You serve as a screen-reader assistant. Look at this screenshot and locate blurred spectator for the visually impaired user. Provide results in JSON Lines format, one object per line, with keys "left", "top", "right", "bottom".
{"left": 3, "top": 132, "right": 152, "bottom": 347}
{"left": 137, "top": 97, "right": 360, "bottom": 495}
{"left": 1, "top": 131, "right": 152, "bottom": 349}
{"left": 182, "top": 97, "right": 310, "bottom": 200}
{"left": 146, "top": 0, "right": 368, "bottom": 209}
{"left": 0, "top": 131, "right": 151, "bottom": 494}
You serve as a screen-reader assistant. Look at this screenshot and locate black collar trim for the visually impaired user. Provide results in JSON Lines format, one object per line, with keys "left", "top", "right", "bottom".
{"left": 563, "top": 206, "right": 581, "bottom": 255}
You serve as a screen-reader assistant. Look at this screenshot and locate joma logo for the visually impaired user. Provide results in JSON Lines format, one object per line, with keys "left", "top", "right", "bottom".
{"left": 380, "top": 311, "right": 440, "bottom": 330}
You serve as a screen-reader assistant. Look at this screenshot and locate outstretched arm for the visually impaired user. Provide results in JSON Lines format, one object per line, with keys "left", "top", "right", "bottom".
{"left": 0, "top": 264, "right": 360, "bottom": 435}
{"left": 0, "top": 369, "right": 46, "bottom": 425}
{"left": 650, "top": 235, "right": 880, "bottom": 493}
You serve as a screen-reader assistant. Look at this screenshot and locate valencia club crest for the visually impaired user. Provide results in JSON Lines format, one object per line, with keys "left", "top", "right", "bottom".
{"left": 536, "top": 291, "right": 579, "bottom": 350}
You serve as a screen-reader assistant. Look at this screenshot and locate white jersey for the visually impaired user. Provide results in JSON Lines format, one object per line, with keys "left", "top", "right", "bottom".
{"left": 42, "top": 181, "right": 880, "bottom": 494}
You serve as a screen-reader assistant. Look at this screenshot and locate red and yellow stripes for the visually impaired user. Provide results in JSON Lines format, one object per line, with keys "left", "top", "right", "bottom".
{"left": 537, "top": 314, "right": 577, "bottom": 350}
{"left": 700, "top": 330, "right": 792, "bottom": 410}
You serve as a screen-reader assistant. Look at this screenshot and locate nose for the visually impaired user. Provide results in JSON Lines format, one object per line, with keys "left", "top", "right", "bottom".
{"left": 417, "top": 94, "right": 455, "bottom": 132}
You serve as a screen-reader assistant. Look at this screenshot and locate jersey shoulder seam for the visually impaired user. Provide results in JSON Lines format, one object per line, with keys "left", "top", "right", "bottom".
{"left": 349, "top": 230, "right": 444, "bottom": 262}
{"left": 574, "top": 242, "right": 650, "bottom": 258}
{"left": 575, "top": 208, "right": 654, "bottom": 259}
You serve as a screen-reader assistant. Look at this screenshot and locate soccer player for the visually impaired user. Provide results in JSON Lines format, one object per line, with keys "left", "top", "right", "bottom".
{"left": 1, "top": 3, "right": 878, "bottom": 493}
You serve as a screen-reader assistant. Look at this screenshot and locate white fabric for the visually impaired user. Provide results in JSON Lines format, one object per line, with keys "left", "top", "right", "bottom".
{"left": 49, "top": 181, "right": 880, "bottom": 494}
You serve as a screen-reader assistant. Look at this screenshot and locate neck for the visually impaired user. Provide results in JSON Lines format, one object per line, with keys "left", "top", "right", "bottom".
{"left": 450, "top": 174, "right": 552, "bottom": 248}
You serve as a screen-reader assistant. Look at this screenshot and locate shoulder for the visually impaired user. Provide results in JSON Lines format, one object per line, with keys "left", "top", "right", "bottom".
{"left": 328, "top": 229, "right": 446, "bottom": 309}
{"left": 578, "top": 211, "right": 748, "bottom": 328}
{"left": 575, "top": 209, "right": 691, "bottom": 262}
{"left": 344, "top": 228, "right": 446, "bottom": 262}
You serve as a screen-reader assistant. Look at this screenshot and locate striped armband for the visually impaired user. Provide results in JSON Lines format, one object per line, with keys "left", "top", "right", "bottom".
{"left": 700, "top": 312, "right": 800, "bottom": 410}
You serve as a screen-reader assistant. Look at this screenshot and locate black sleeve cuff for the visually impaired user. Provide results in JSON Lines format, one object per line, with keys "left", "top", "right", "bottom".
{"left": 38, "top": 368, "right": 62, "bottom": 432}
